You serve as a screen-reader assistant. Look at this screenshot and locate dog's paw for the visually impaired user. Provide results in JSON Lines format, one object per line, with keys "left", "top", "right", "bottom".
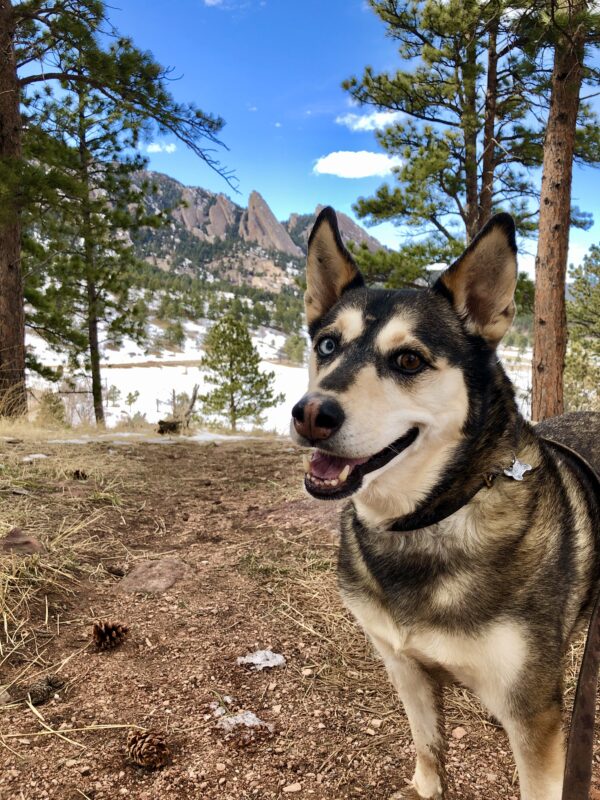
{"left": 390, "top": 784, "right": 443, "bottom": 799}
{"left": 390, "top": 789, "right": 440, "bottom": 800}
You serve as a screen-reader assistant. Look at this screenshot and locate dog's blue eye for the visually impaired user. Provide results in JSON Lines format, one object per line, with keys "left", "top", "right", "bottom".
{"left": 317, "top": 337, "right": 337, "bottom": 357}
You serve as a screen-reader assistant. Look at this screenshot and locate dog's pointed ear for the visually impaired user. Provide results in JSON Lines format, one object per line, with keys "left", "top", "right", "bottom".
{"left": 305, "top": 207, "right": 365, "bottom": 327}
{"left": 434, "top": 213, "right": 518, "bottom": 347}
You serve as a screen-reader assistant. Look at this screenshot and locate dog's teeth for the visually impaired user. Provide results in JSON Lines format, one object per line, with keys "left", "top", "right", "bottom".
{"left": 339, "top": 465, "right": 350, "bottom": 483}
{"left": 331, "top": 479, "right": 339, "bottom": 487}
{"left": 302, "top": 454, "right": 310, "bottom": 473}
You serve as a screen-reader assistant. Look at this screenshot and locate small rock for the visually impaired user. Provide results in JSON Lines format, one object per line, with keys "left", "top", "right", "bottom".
{"left": 65, "top": 759, "right": 79, "bottom": 768}
{"left": 0, "top": 689, "right": 13, "bottom": 706}
{"left": 301, "top": 667, "right": 314, "bottom": 677}
{"left": 272, "top": 704, "right": 282, "bottom": 714}
{"left": 371, "top": 718, "right": 383, "bottom": 729}
{"left": 0, "top": 528, "right": 44, "bottom": 554}
{"left": 216, "top": 762, "right": 226, "bottom": 772}
{"left": 486, "top": 772, "right": 497, "bottom": 783}
{"left": 283, "top": 783, "right": 302, "bottom": 794}
{"left": 451, "top": 726, "right": 467, "bottom": 740}
{"left": 365, "top": 728, "right": 375, "bottom": 736}
{"left": 79, "top": 765, "right": 91, "bottom": 776}
{"left": 118, "top": 559, "right": 187, "bottom": 594}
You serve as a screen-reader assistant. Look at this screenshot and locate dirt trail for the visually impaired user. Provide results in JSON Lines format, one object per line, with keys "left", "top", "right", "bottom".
{"left": 0, "top": 436, "right": 597, "bottom": 799}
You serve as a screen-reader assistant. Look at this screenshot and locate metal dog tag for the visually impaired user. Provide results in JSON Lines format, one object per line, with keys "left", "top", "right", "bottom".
{"left": 503, "top": 458, "right": 532, "bottom": 481}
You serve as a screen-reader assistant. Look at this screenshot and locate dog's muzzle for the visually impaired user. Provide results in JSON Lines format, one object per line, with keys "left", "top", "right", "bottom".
{"left": 291, "top": 393, "right": 345, "bottom": 445}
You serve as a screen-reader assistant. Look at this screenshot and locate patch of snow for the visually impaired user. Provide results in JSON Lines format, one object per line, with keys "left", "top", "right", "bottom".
{"left": 236, "top": 650, "right": 286, "bottom": 671}
{"left": 216, "top": 710, "right": 273, "bottom": 734}
{"left": 22, "top": 454, "right": 49, "bottom": 462}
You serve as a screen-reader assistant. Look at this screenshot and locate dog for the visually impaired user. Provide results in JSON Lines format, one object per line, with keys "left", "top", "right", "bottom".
{"left": 290, "top": 207, "right": 600, "bottom": 800}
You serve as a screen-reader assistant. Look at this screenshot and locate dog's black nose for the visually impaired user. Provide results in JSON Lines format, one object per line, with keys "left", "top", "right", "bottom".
{"left": 291, "top": 394, "right": 345, "bottom": 442}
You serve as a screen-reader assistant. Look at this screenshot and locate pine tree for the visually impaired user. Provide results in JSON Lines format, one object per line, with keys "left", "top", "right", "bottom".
{"left": 26, "top": 83, "right": 158, "bottom": 424}
{"left": 347, "top": 240, "right": 433, "bottom": 288}
{"left": 0, "top": 0, "right": 229, "bottom": 414}
{"left": 530, "top": 1, "right": 600, "bottom": 420}
{"left": 568, "top": 244, "right": 600, "bottom": 356}
{"left": 200, "top": 312, "right": 284, "bottom": 431}
{"left": 563, "top": 242, "right": 600, "bottom": 411}
{"left": 283, "top": 333, "right": 307, "bottom": 365}
{"left": 343, "top": 1, "right": 599, "bottom": 264}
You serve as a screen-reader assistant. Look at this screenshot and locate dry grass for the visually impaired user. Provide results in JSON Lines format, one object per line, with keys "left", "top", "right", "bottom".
{"left": 0, "top": 434, "right": 135, "bottom": 681}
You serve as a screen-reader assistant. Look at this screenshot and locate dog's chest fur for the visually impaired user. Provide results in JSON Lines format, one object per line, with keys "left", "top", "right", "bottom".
{"left": 341, "top": 574, "right": 527, "bottom": 696}
{"left": 336, "top": 496, "right": 570, "bottom": 707}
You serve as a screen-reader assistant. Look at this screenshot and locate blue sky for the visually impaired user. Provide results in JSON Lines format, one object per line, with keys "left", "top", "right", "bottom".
{"left": 109, "top": 0, "right": 599, "bottom": 274}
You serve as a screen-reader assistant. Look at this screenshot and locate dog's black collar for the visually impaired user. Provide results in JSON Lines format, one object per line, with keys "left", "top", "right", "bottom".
{"left": 386, "top": 417, "right": 529, "bottom": 533}
{"left": 386, "top": 477, "right": 492, "bottom": 532}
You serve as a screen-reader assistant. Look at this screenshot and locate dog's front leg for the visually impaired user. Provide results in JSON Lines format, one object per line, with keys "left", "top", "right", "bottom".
{"left": 376, "top": 647, "right": 445, "bottom": 799}
{"left": 501, "top": 705, "right": 564, "bottom": 800}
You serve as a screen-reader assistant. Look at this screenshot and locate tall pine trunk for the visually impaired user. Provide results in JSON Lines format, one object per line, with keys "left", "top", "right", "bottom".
{"left": 478, "top": 14, "right": 499, "bottom": 231}
{"left": 0, "top": 0, "right": 26, "bottom": 415}
{"left": 86, "top": 278, "right": 105, "bottom": 426}
{"left": 463, "top": 37, "right": 479, "bottom": 241}
{"left": 532, "top": 7, "right": 585, "bottom": 421}
{"left": 78, "top": 101, "right": 105, "bottom": 426}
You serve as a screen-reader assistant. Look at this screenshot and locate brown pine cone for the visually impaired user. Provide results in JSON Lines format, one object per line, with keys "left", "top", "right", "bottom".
{"left": 127, "top": 729, "right": 171, "bottom": 769}
{"left": 92, "top": 620, "right": 129, "bottom": 651}
{"left": 26, "top": 674, "right": 64, "bottom": 706}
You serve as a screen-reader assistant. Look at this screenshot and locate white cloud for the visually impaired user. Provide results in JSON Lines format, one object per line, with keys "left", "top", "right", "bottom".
{"left": 274, "top": 121, "right": 282, "bottom": 128}
{"left": 147, "top": 142, "right": 177, "bottom": 154}
{"left": 248, "top": 105, "right": 258, "bottom": 112}
{"left": 313, "top": 150, "right": 402, "bottom": 179}
{"left": 335, "top": 110, "right": 403, "bottom": 132}
{"left": 204, "top": 0, "right": 224, "bottom": 5}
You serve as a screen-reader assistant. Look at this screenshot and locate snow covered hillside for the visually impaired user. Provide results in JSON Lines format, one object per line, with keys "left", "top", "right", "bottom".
{"left": 27, "top": 321, "right": 308, "bottom": 434}
{"left": 27, "top": 322, "right": 533, "bottom": 434}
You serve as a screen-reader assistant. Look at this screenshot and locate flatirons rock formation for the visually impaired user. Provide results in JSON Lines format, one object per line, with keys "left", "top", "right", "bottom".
{"left": 134, "top": 170, "right": 383, "bottom": 292}
{"left": 173, "top": 189, "right": 238, "bottom": 242}
{"left": 240, "top": 191, "right": 303, "bottom": 257}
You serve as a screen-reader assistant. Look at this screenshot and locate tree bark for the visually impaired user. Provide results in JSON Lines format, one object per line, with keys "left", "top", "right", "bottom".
{"left": 478, "top": 14, "right": 499, "bottom": 231}
{"left": 463, "top": 36, "right": 479, "bottom": 241}
{"left": 532, "top": 5, "right": 586, "bottom": 422}
{"left": 78, "top": 99, "right": 105, "bottom": 426}
{"left": 0, "top": 0, "right": 27, "bottom": 415}
{"left": 86, "top": 278, "right": 105, "bottom": 426}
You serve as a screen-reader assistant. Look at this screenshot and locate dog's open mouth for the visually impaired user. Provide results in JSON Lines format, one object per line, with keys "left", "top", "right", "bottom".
{"left": 302, "top": 427, "right": 419, "bottom": 499}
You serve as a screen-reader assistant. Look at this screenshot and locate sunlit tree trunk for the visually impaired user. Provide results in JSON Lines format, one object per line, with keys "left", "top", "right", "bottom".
{"left": 532, "top": 3, "right": 586, "bottom": 421}
{"left": 0, "top": 0, "right": 26, "bottom": 415}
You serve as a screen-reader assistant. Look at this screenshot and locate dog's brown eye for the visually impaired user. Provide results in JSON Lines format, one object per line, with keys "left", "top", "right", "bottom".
{"left": 396, "top": 352, "right": 423, "bottom": 373}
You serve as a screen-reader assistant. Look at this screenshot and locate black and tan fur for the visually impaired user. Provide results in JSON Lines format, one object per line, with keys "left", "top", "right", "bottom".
{"left": 290, "top": 207, "right": 600, "bottom": 799}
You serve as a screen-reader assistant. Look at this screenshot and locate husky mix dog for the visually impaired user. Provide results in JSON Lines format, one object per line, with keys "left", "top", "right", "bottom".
{"left": 290, "top": 207, "right": 600, "bottom": 800}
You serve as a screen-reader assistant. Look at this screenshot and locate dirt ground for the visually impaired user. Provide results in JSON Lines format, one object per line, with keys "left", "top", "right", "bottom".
{"left": 0, "top": 434, "right": 599, "bottom": 800}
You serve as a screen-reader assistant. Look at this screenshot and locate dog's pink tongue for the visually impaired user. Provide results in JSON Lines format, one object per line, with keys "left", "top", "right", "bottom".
{"left": 309, "top": 451, "right": 370, "bottom": 480}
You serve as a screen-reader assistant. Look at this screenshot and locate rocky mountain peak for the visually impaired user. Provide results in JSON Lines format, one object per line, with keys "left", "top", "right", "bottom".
{"left": 239, "top": 191, "right": 303, "bottom": 258}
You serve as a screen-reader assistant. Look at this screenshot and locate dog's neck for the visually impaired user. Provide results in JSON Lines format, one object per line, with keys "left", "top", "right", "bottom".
{"left": 352, "top": 364, "right": 531, "bottom": 532}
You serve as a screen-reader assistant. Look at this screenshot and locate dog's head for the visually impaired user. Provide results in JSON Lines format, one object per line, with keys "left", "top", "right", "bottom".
{"left": 290, "top": 207, "right": 517, "bottom": 519}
